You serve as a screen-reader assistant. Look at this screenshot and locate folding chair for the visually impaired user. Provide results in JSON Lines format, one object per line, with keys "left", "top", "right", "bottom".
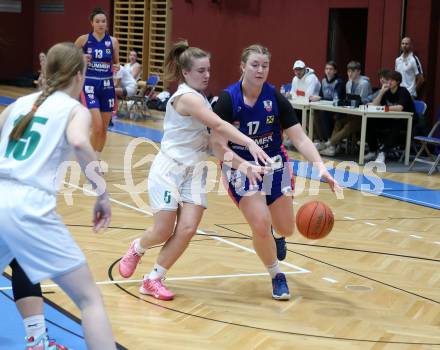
{"left": 408, "top": 107, "right": 440, "bottom": 174}
{"left": 398, "top": 99, "right": 427, "bottom": 162}
{"left": 128, "top": 74, "right": 160, "bottom": 121}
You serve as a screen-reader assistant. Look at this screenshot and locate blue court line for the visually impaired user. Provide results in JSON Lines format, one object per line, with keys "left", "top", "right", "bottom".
{"left": 109, "top": 119, "right": 163, "bottom": 142}
{"left": 0, "top": 96, "right": 15, "bottom": 106}
{"left": 1, "top": 96, "right": 438, "bottom": 210}
{"left": 292, "top": 160, "right": 440, "bottom": 210}
{"left": 0, "top": 274, "right": 86, "bottom": 350}
{"left": 108, "top": 119, "right": 440, "bottom": 211}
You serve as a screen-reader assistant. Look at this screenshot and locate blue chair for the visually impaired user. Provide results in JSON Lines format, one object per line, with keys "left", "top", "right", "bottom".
{"left": 413, "top": 99, "right": 427, "bottom": 116}
{"left": 280, "top": 83, "right": 292, "bottom": 94}
{"left": 409, "top": 107, "right": 440, "bottom": 174}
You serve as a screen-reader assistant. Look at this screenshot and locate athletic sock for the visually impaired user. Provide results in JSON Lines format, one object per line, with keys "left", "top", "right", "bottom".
{"left": 23, "top": 314, "right": 46, "bottom": 339}
{"left": 147, "top": 263, "right": 168, "bottom": 280}
{"left": 266, "top": 261, "right": 281, "bottom": 279}
{"left": 134, "top": 238, "right": 146, "bottom": 255}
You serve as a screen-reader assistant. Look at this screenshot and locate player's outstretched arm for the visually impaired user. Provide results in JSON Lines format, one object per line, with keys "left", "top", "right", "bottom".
{"left": 66, "top": 104, "right": 111, "bottom": 231}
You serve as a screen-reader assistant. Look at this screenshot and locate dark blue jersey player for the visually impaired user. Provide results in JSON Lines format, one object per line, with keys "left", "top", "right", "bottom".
{"left": 75, "top": 7, "right": 120, "bottom": 155}
{"left": 211, "top": 44, "right": 340, "bottom": 301}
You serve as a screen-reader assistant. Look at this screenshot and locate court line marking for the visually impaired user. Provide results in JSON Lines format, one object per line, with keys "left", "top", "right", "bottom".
{"left": 386, "top": 228, "right": 400, "bottom": 233}
{"left": 322, "top": 277, "right": 338, "bottom": 284}
{"left": 0, "top": 271, "right": 307, "bottom": 291}
{"left": 364, "top": 222, "right": 376, "bottom": 226}
{"left": 409, "top": 235, "right": 423, "bottom": 239}
{"left": 63, "top": 181, "right": 311, "bottom": 276}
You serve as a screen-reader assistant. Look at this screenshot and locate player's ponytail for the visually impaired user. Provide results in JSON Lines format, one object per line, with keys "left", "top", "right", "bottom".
{"left": 9, "top": 42, "right": 85, "bottom": 141}
{"left": 164, "top": 40, "right": 210, "bottom": 82}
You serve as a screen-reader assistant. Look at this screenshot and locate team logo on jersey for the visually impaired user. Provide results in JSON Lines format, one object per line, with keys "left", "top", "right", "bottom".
{"left": 266, "top": 115, "right": 275, "bottom": 124}
{"left": 105, "top": 41, "right": 111, "bottom": 47}
{"left": 85, "top": 85, "right": 94, "bottom": 94}
{"left": 87, "top": 48, "right": 92, "bottom": 54}
{"left": 106, "top": 49, "right": 111, "bottom": 54}
{"left": 263, "top": 100, "right": 272, "bottom": 112}
{"left": 233, "top": 121, "right": 240, "bottom": 129}
{"left": 88, "top": 94, "right": 94, "bottom": 100}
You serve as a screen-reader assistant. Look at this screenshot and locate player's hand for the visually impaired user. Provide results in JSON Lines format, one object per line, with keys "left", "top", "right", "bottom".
{"left": 93, "top": 196, "right": 111, "bottom": 232}
{"left": 246, "top": 140, "right": 272, "bottom": 166}
{"left": 244, "top": 163, "right": 272, "bottom": 187}
{"left": 85, "top": 54, "right": 92, "bottom": 63}
{"left": 112, "top": 64, "right": 121, "bottom": 73}
{"left": 317, "top": 163, "right": 343, "bottom": 194}
{"left": 381, "top": 82, "right": 390, "bottom": 93}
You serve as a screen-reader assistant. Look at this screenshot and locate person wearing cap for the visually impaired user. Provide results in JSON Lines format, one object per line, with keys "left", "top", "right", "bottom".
{"left": 288, "top": 60, "right": 321, "bottom": 100}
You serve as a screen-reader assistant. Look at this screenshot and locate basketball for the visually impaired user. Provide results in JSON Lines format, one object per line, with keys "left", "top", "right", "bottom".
{"left": 296, "top": 201, "right": 334, "bottom": 239}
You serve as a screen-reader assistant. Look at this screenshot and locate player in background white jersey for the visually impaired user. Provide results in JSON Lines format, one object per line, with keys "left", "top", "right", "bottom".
{"left": 0, "top": 42, "right": 115, "bottom": 350}
{"left": 118, "top": 40, "right": 272, "bottom": 300}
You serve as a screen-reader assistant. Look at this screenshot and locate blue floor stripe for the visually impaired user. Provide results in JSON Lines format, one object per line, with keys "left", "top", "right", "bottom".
{"left": 1, "top": 96, "right": 439, "bottom": 210}
{"left": 0, "top": 96, "right": 15, "bottom": 106}
{"left": 292, "top": 160, "right": 440, "bottom": 210}
{"left": 0, "top": 274, "right": 86, "bottom": 350}
{"left": 109, "top": 119, "right": 163, "bottom": 142}
{"left": 108, "top": 120, "right": 440, "bottom": 211}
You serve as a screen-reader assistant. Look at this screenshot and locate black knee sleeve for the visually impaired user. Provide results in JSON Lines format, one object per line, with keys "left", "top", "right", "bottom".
{"left": 10, "top": 259, "right": 42, "bottom": 301}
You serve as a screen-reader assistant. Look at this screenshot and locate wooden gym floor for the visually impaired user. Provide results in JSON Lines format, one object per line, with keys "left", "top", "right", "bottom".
{"left": 1, "top": 85, "right": 439, "bottom": 350}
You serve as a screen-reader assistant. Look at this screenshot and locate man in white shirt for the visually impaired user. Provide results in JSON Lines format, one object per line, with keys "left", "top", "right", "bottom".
{"left": 395, "top": 37, "right": 424, "bottom": 98}
{"left": 288, "top": 60, "right": 321, "bottom": 100}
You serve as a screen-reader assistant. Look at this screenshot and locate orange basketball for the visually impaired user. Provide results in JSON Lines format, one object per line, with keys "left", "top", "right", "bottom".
{"left": 296, "top": 201, "right": 334, "bottom": 239}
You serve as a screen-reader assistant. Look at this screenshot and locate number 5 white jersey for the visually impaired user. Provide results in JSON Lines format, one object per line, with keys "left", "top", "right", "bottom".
{"left": 0, "top": 91, "right": 80, "bottom": 194}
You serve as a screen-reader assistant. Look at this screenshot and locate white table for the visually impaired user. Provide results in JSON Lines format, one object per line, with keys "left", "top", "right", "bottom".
{"left": 308, "top": 102, "right": 413, "bottom": 165}
{"left": 290, "top": 98, "right": 310, "bottom": 132}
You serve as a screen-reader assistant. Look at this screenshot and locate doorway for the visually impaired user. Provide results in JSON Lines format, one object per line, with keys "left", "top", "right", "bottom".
{"left": 327, "top": 8, "right": 368, "bottom": 73}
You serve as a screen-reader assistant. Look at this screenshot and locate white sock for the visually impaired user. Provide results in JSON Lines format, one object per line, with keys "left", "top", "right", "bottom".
{"left": 325, "top": 140, "right": 331, "bottom": 147}
{"left": 147, "top": 263, "right": 167, "bottom": 280}
{"left": 272, "top": 228, "right": 284, "bottom": 239}
{"left": 23, "top": 314, "right": 46, "bottom": 339}
{"left": 266, "top": 261, "right": 281, "bottom": 279}
{"left": 133, "top": 238, "right": 145, "bottom": 255}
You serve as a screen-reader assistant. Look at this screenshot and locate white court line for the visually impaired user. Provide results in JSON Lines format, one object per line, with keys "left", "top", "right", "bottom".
{"left": 409, "top": 235, "right": 423, "bottom": 239}
{"left": 434, "top": 241, "right": 440, "bottom": 245}
{"left": 0, "top": 271, "right": 306, "bottom": 291}
{"left": 63, "top": 181, "right": 310, "bottom": 275}
{"left": 322, "top": 277, "right": 338, "bottom": 284}
{"left": 364, "top": 222, "right": 376, "bottom": 226}
{"left": 344, "top": 216, "right": 356, "bottom": 220}
{"left": 386, "top": 228, "right": 400, "bottom": 233}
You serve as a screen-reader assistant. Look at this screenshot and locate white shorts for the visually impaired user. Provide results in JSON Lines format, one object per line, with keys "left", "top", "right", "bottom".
{"left": 148, "top": 151, "right": 208, "bottom": 212}
{"left": 0, "top": 180, "right": 86, "bottom": 284}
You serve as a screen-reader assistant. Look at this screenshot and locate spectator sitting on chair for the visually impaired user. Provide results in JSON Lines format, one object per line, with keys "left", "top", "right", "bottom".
{"left": 288, "top": 60, "right": 320, "bottom": 100}
{"left": 320, "top": 61, "right": 372, "bottom": 157}
{"left": 127, "top": 49, "right": 142, "bottom": 81}
{"left": 365, "top": 70, "right": 415, "bottom": 164}
{"left": 367, "top": 68, "right": 390, "bottom": 103}
{"left": 310, "top": 60, "right": 345, "bottom": 150}
{"left": 395, "top": 37, "right": 424, "bottom": 98}
{"left": 114, "top": 65, "right": 137, "bottom": 98}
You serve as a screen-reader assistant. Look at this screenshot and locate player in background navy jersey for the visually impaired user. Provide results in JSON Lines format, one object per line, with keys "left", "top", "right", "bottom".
{"left": 75, "top": 7, "right": 119, "bottom": 158}
{"left": 211, "top": 44, "right": 341, "bottom": 300}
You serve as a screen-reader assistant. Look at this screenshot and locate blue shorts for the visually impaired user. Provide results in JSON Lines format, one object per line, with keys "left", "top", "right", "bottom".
{"left": 82, "top": 77, "right": 115, "bottom": 112}
{"left": 222, "top": 153, "right": 295, "bottom": 206}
